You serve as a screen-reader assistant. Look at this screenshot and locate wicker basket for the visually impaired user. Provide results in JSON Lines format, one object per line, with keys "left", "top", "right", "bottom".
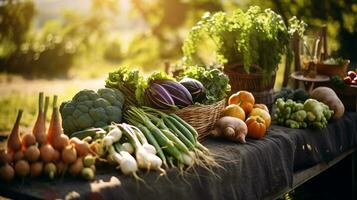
{"left": 163, "top": 99, "right": 226, "bottom": 141}
{"left": 251, "top": 89, "right": 275, "bottom": 113}
{"left": 316, "top": 60, "right": 349, "bottom": 78}
{"left": 224, "top": 65, "right": 276, "bottom": 93}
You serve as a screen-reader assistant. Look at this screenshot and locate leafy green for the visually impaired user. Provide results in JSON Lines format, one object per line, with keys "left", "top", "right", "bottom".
{"left": 182, "top": 6, "right": 306, "bottom": 83}
{"left": 323, "top": 57, "right": 347, "bottom": 65}
{"left": 105, "top": 67, "right": 145, "bottom": 106}
{"left": 179, "top": 65, "right": 230, "bottom": 104}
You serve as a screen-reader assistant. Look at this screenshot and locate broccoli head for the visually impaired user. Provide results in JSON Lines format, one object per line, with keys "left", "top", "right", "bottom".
{"left": 60, "top": 88, "right": 124, "bottom": 135}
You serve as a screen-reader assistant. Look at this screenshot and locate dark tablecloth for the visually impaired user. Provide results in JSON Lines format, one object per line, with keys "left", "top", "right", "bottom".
{"left": 1, "top": 112, "right": 357, "bottom": 200}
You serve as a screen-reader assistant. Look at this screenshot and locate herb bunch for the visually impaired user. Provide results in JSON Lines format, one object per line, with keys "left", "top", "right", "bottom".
{"left": 182, "top": 6, "right": 306, "bottom": 81}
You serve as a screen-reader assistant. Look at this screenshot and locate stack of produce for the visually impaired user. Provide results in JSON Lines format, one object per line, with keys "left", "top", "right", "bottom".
{"left": 273, "top": 98, "right": 334, "bottom": 129}
{"left": 343, "top": 70, "right": 357, "bottom": 85}
{"left": 0, "top": 93, "right": 96, "bottom": 182}
{"left": 178, "top": 65, "right": 230, "bottom": 105}
{"left": 68, "top": 106, "right": 215, "bottom": 178}
{"left": 330, "top": 69, "right": 357, "bottom": 88}
{"left": 212, "top": 91, "right": 272, "bottom": 142}
{"left": 144, "top": 72, "right": 194, "bottom": 109}
{"left": 124, "top": 107, "right": 215, "bottom": 169}
{"left": 105, "top": 66, "right": 230, "bottom": 109}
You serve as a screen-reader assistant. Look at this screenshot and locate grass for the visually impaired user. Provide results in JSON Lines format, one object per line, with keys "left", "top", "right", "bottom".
{"left": 0, "top": 89, "right": 78, "bottom": 133}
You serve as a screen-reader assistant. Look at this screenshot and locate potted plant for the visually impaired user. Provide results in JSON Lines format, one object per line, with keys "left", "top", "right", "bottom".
{"left": 182, "top": 6, "right": 306, "bottom": 93}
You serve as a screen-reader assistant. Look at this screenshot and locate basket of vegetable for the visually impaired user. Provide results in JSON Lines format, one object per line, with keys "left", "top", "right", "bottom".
{"left": 142, "top": 66, "right": 230, "bottom": 140}
{"left": 316, "top": 58, "right": 350, "bottom": 78}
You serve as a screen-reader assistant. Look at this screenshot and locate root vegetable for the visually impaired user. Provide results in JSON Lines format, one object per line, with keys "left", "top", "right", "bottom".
{"left": 69, "top": 137, "right": 93, "bottom": 157}
{"left": 310, "top": 87, "right": 345, "bottom": 119}
{"left": 33, "top": 93, "right": 48, "bottom": 145}
{"left": 69, "top": 157, "right": 84, "bottom": 176}
{"left": 30, "top": 162, "right": 43, "bottom": 177}
{"left": 13, "top": 150, "right": 24, "bottom": 162}
{"left": 81, "top": 167, "right": 94, "bottom": 181}
{"left": 40, "top": 144, "right": 55, "bottom": 162}
{"left": 62, "top": 145, "right": 77, "bottom": 164}
{"left": 83, "top": 155, "right": 96, "bottom": 167}
{"left": 0, "top": 164, "right": 15, "bottom": 182}
{"left": 22, "top": 133, "right": 36, "bottom": 147}
{"left": 0, "top": 149, "right": 12, "bottom": 165}
{"left": 54, "top": 134, "right": 69, "bottom": 151}
{"left": 24, "top": 145, "right": 40, "bottom": 162}
{"left": 47, "top": 96, "right": 68, "bottom": 151}
{"left": 53, "top": 150, "right": 60, "bottom": 161}
{"left": 15, "top": 160, "right": 30, "bottom": 178}
{"left": 44, "top": 162, "right": 56, "bottom": 179}
{"left": 7, "top": 110, "right": 23, "bottom": 153}
{"left": 121, "top": 142, "right": 134, "bottom": 154}
{"left": 211, "top": 116, "right": 248, "bottom": 143}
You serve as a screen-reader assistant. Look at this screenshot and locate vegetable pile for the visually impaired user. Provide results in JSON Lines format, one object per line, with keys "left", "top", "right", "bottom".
{"left": 0, "top": 93, "right": 96, "bottom": 183}
{"left": 212, "top": 91, "right": 272, "bottom": 142}
{"left": 105, "top": 66, "right": 230, "bottom": 110}
{"left": 178, "top": 65, "right": 230, "bottom": 105}
{"left": 68, "top": 106, "right": 216, "bottom": 178}
{"left": 60, "top": 88, "right": 124, "bottom": 135}
{"left": 124, "top": 107, "right": 215, "bottom": 170}
{"left": 273, "top": 98, "right": 334, "bottom": 129}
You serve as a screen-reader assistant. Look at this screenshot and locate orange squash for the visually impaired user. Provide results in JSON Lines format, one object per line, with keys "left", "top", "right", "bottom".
{"left": 245, "top": 116, "right": 266, "bottom": 139}
{"left": 223, "top": 104, "right": 246, "bottom": 121}
{"left": 253, "top": 104, "right": 269, "bottom": 113}
{"left": 249, "top": 108, "right": 271, "bottom": 128}
{"left": 228, "top": 91, "right": 255, "bottom": 115}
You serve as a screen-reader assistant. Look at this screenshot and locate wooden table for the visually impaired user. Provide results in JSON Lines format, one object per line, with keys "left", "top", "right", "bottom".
{"left": 290, "top": 72, "right": 330, "bottom": 93}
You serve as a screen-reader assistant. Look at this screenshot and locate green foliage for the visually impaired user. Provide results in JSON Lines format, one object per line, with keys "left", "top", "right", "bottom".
{"left": 182, "top": 6, "right": 306, "bottom": 82}
{"left": 103, "top": 39, "right": 123, "bottom": 63}
{"left": 0, "top": 0, "right": 35, "bottom": 48}
{"left": 105, "top": 67, "right": 145, "bottom": 107}
{"left": 0, "top": 0, "right": 119, "bottom": 78}
{"left": 178, "top": 65, "right": 230, "bottom": 104}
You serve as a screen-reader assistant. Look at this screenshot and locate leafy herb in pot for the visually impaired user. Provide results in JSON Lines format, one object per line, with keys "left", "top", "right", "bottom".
{"left": 182, "top": 6, "right": 306, "bottom": 82}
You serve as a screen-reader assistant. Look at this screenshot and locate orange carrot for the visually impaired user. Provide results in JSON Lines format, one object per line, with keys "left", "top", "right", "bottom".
{"left": 33, "top": 93, "right": 48, "bottom": 145}
{"left": 7, "top": 110, "right": 23, "bottom": 153}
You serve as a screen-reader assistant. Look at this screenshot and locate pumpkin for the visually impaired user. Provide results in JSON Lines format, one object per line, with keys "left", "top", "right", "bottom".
{"left": 310, "top": 87, "right": 344, "bottom": 119}
{"left": 253, "top": 104, "right": 269, "bottom": 113}
{"left": 228, "top": 91, "right": 255, "bottom": 115}
{"left": 249, "top": 108, "right": 271, "bottom": 128}
{"left": 245, "top": 116, "right": 266, "bottom": 139}
{"left": 223, "top": 104, "right": 246, "bottom": 121}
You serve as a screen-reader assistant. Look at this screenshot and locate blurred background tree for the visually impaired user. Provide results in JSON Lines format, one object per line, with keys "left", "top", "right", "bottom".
{"left": 0, "top": 0, "right": 356, "bottom": 78}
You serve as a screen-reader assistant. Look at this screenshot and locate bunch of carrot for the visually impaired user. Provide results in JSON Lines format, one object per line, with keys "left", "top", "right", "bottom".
{"left": 0, "top": 93, "right": 96, "bottom": 182}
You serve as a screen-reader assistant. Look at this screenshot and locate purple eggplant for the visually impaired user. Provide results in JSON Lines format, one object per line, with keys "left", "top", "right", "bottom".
{"left": 154, "top": 80, "right": 193, "bottom": 107}
{"left": 145, "top": 83, "right": 176, "bottom": 109}
{"left": 179, "top": 77, "right": 205, "bottom": 102}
